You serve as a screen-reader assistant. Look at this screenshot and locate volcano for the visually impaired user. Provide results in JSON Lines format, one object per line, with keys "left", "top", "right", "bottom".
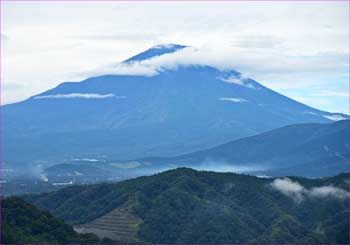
{"left": 3, "top": 44, "right": 348, "bottom": 169}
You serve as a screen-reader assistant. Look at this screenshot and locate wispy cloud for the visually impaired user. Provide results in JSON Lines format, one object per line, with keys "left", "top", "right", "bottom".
{"left": 231, "top": 35, "right": 285, "bottom": 50}
{"left": 271, "top": 178, "right": 350, "bottom": 203}
{"left": 218, "top": 75, "right": 257, "bottom": 89}
{"left": 312, "top": 90, "right": 349, "bottom": 97}
{"left": 303, "top": 111, "right": 349, "bottom": 121}
{"left": 218, "top": 97, "right": 247, "bottom": 103}
{"left": 77, "top": 62, "right": 158, "bottom": 78}
{"left": 322, "top": 114, "right": 348, "bottom": 121}
{"left": 309, "top": 186, "right": 350, "bottom": 199}
{"left": 81, "top": 46, "right": 349, "bottom": 81}
{"left": 33, "top": 93, "right": 126, "bottom": 99}
{"left": 75, "top": 32, "right": 159, "bottom": 42}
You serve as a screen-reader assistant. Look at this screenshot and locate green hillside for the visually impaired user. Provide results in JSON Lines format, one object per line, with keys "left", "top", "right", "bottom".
{"left": 22, "top": 168, "right": 350, "bottom": 244}
{"left": 1, "top": 197, "right": 114, "bottom": 244}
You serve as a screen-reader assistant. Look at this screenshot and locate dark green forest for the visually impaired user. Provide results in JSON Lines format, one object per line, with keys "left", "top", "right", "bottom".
{"left": 1, "top": 197, "right": 115, "bottom": 244}
{"left": 3, "top": 168, "right": 350, "bottom": 244}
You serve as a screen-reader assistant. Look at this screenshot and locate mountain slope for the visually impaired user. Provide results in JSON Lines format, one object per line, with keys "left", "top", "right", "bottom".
{"left": 123, "top": 44, "right": 187, "bottom": 63}
{"left": 137, "top": 120, "right": 350, "bottom": 177}
{"left": 25, "top": 168, "right": 350, "bottom": 244}
{"left": 0, "top": 197, "right": 109, "bottom": 244}
{"left": 3, "top": 44, "right": 348, "bottom": 170}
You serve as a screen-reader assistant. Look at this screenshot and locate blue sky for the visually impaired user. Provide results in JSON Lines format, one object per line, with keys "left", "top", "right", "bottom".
{"left": 1, "top": 1, "right": 349, "bottom": 114}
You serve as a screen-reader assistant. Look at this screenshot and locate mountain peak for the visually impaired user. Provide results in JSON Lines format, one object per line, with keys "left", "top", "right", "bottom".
{"left": 123, "top": 43, "right": 187, "bottom": 63}
{"left": 150, "top": 43, "right": 187, "bottom": 50}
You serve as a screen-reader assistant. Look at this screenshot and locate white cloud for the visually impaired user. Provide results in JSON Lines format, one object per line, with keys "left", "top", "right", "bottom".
{"left": 79, "top": 62, "right": 158, "bottom": 77}
{"left": 323, "top": 114, "right": 348, "bottom": 121}
{"left": 218, "top": 97, "right": 247, "bottom": 103}
{"left": 271, "top": 178, "right": 305, "bottom": 203}
{"left": 72, "top": 158, "right": 100, "bottom": 162}
{"left": 231, "top": 35, "right": 285, "bottom": 50}
{"left": 218, "top": 75, "right": 257, "bottom": 89}
{"left": 98, "top": 46, "right": 349, "bottom": 79}
{"left": 271, "top": 178, "right": 350, "bottom": 203}
{"left": 312, "top": 90, "right": 350, "bottom": 97}
{"left": 33, "top": 93, "right": 125, "bottom": 99}
{"left": 309, "top": 186, "right": 350, "bottom": 199}
{"left": 219, "top": 76, "right": 243, "bottom": 85}
{"left": 39, "top": 173, "right": 48, "bottom": 182}
{"left": 303, "top": 111, "right": 349, "bottom": 120}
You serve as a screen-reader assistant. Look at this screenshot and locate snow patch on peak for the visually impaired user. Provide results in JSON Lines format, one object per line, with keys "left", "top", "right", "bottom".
{"left": 219, "top": 97, "right": 247, "bottom": 103}
{"left": 151, "top": 44, "right": 186, "bottom": 50}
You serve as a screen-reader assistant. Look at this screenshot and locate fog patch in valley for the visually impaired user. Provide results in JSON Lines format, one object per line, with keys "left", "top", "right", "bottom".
{"left": 26, "top": 164, "right": 49, "bottom": 182}
{"left": 182, "top": 159, "right": 268, "bottom": 175}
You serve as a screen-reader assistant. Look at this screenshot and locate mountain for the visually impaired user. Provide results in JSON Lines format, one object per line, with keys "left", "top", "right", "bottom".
{"left": 24, "top": 168, "right": 350, "bottom": 244}
{"left": 135, "top": 120, "right": 350, "bottom": 177}
{"left": 3, "top": 44, "right": 348, "bottom": 172}
{"left": 123, "top": 43, "right": 187, "bottom": 63}
{"left": 0, "top": 197, "right": 114, "bottom": 244}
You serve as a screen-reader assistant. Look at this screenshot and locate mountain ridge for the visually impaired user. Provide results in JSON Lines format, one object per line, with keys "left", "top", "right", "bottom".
{"left": 134, "top": 120, "right": 350, "bottom": 177}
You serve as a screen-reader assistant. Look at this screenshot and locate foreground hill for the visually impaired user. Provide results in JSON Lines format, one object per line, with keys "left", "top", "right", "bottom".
{"left": 138, "top": 120, "right": 350, "bottom": 177}
{"left": 3, "top": 44, "right": 348, "bottom": 172}
{"left": 0, "top": 197, "right": 114, "bottom": 244}
{"left": 25, "top": 168, "right": 350, "bottom": 244}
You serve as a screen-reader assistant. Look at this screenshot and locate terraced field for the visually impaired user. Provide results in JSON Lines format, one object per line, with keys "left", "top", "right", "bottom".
{"left": 74, "top": 206, "right": 141, "bottom": 242}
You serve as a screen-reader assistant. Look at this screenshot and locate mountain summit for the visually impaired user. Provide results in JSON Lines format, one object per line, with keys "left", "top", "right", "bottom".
{"left": 3, "top": 44, "right": 348, "bottom": 171}
{"left": 123, "top": 44, "right": 187, "bottom": 63}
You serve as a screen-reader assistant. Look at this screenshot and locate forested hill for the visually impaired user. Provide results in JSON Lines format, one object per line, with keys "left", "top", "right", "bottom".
{"left": 24, "top": 168, "right": 350, "bottom": 244}
{"left": 0, "top": 197, "right": 115, "bottom": 244}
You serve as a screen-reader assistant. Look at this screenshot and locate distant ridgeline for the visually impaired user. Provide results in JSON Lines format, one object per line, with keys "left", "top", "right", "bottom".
{"left": 2, "top": 120, "right": 349, "bottom": 198}
{"left": 134, "top": 120, "right": 350, "bottom": 178}
{"left": 10, "top": 168, "right": 348, "bottom": 244}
